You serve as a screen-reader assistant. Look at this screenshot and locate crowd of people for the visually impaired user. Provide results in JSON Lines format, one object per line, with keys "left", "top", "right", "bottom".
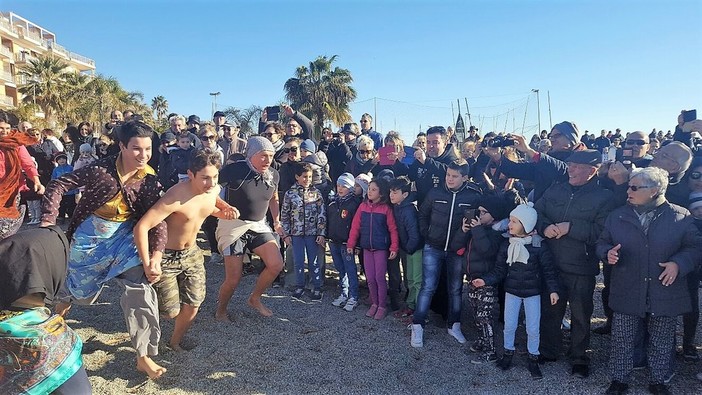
{"left": 1, "top": 106, "right": 702, "bottom": 395}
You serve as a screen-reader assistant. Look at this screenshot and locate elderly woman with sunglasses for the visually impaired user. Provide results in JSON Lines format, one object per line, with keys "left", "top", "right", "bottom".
{"left": 344, "top": 135, "right": 377, "bottom": 177}
{"left": 597, "top": 167, "right": 702, "bottom": 395}
{"left": 607, "top": 141, "right": 694, "bottom": 207}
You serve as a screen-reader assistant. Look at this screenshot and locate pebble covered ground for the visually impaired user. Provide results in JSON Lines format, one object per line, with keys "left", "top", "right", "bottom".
{"left": 3, "top": 216, "right": 679, "bottom": 395}
{"left": 60, "top": 248, "right": 701, "bottom": 395}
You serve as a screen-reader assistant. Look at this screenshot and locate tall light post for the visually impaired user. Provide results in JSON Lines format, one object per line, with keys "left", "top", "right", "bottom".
{"left": 532, "top": 89, "right": 541, "bottom": 134}
{"left": 547, "top": 90, "right": 553, "bottom": 130}
{"left": 209, "top": 92, "right": 220, "bottom": 115}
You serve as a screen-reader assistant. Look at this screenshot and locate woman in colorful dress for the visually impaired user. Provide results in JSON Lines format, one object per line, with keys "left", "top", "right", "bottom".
{"left": 40, "top": 120, "right": 168, "bottom": 379}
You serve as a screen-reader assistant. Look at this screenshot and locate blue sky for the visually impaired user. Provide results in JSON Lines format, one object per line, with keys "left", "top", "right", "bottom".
{"left": 6, "top": 0, "right": 701, "bottom": 143}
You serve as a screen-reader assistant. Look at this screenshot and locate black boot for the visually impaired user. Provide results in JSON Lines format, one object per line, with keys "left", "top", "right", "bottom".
{"left": 528, "top": 354, "right": 543, "bottom": 380}
{"left": 496, "top": 350, "right": 514, "bottom": 371}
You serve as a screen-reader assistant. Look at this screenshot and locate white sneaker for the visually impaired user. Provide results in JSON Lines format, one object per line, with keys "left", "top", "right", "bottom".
{"left": 332, "top": 294, "right": 348, "bottom": 307}
{"left": 448, "top": 322, "right": 467, "bottom": 344}
{"left": 411, "top": 324, "right": 424, "bottom": 348}
{"left": 343, "top": 297, "right": 357, "bottom": 312}
{"left": 209, "top": 252, "right": 224, "bottom": 265}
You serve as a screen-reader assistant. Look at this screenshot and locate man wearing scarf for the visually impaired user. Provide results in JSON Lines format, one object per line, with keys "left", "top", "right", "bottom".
{"left": 215, "top": 136, "right": 284, "bottom": 321}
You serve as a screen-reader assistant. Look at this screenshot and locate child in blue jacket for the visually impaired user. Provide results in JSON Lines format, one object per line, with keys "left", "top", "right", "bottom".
{"left": 327, "top": 173, "right": 362, "bottom": 311}
{"left": 388, "top": 176, "right": 423, "bottom": 318}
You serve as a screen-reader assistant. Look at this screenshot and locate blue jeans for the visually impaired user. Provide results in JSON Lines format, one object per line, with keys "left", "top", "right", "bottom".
{"left": 292, "top": 236, "right": 320, "bottom": 290}
{"left": 504, "top": 292, "right": 541, "bottom": 355}
{"left": 413, "top": 245, "right": 464, "bottom": 326}
{"left": 329, "top": 242, "right": 359, "bottom": 299}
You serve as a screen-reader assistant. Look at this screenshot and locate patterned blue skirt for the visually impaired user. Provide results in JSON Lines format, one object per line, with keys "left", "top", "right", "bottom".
{"left": 68, "top": 215, "right": 142, "bottom": 299}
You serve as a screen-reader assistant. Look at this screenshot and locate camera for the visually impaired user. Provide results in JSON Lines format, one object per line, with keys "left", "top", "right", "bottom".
{"left": 481, "top": 135, "right": 515, "bottom": 148}
{"left": 464, "top": 208, "right": 478, "bottom": 221}
{"left": 265, "top": 106, "right": 280, "bottom": 121}
{"left": 682, "top": 109, "right": 697, "bottom": 123}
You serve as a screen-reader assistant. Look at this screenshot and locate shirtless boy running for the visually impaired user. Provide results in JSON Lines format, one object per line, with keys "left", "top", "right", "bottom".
{"left": 134, "top": 149, "right": 237, "bottom": 350}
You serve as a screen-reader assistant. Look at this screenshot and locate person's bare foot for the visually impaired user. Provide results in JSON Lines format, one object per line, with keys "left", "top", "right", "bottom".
{"left": 136, "top": 356, "right": 167, "bottom": 379}
{"left": 247, "top": 297, "right": 273, "bottom": 317}
{"left": 214, "top": 311, "right": 232, "bottom": 323}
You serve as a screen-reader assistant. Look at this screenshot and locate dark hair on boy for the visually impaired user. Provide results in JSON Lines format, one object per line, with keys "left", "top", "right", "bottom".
{"left": 388, "top": 176, "right": 412, "bottom": 194}
{"left": 189, "top": 148, "right": 222, "bottom": 174}
{"left": 370, "top": 176, "right": 391, "bottom": 204}
{"left": 117, "top": 120, "right": 155, "bottom": 146}
{"left": 447, "top": 160, "right": 470, "bottom": 177}
{"left": 294, "top": 161, "right": 313, "bottom": 176}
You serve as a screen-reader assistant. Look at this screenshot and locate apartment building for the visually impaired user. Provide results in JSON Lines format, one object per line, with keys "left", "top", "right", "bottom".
{"left": 0, "top": 12, "right": 95, "bottom": 112}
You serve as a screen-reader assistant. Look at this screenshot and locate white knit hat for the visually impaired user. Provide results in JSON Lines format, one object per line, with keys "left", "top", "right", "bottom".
{"left": 355, "top": 173, "right": 372, "bottom": 197}
{"left": 510, "top": 203, "right": 538, "bottom": 234}
{"left": 337, "top": 172, "right": 355, "bottom": 190}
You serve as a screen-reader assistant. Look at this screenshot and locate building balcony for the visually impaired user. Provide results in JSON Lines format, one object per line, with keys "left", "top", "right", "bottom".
{"left": 0, "top": 46, "right": 12, "bottom": 60}
{"left": 15, "top": 74, "right": 28, "bottom": 85}
{"left": 46, "top": 41, "right": 69, "bottom": 59}
{"left": 0, "top": 95, "right": 14, "bottom": 107}
{"left": 15, "top": 51, "right": 37, "bottom": 64}
{"left": 0, "top": 70, "right": 14, "bottom": 83}
{"left": 69, "top": 51, "right": 95, "bottom": 68}
{"left": 0, "top": 16, "right": 18, "bottom": 37}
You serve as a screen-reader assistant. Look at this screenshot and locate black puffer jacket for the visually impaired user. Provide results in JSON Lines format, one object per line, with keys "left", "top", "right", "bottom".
{"left": 396, "top": 144, "right": 460, "bottom": 204}
{"left": 452, "top": 220, "right": 507, "bottom": 279}
{"left": 482, "top": 237, "right": 560, "bottom": 298}
{"left": 326, "top": 194, "right": 362, "bottom": 243}
{"left": 326, "top": 140, "right": 352, "bottom": 183}
{"left": 596, "top": 202, "right": 702, "bottom": 317}
{"left": 419, "top": 181, "right": 482, "bottom": 252}
{"left": 392, "top": 193, "right": 423, "bottom": 254}
{"left": 534, "top": 178, "right": 616, "bottom": 276}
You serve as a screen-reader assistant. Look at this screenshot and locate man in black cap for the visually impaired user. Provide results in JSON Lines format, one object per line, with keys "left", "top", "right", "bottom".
{"left": 213, "top": 111, "right": 227, "bottom": 138}
{"left": 186, "top": 115, "right": 201, "bottom": 135}
{"left": 498, "top": 121, "right": 584, "bottom": 202}
{"left": 534, "top": 149, "right": 616, "bottom": 378}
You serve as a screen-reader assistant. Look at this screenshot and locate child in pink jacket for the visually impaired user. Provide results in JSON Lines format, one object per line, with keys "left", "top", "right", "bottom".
{"left": 347, "top": 177, "right": 399, "bottom": 320}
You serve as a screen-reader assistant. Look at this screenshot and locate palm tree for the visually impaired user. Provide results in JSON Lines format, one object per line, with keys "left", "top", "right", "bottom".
{"left": 222, "top": 105, "right": 262, "bottom": 138}
{"left": 17, "top": 54, "right": 73, "bottom": 125}
{"left": 284, "top": 55, "right": 356, "bottom": 140}
{"left": 151, "top": 95, "right": 168, "bottom": 123}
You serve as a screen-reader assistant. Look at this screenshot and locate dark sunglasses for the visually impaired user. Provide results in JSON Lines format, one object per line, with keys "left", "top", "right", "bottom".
{"left": 359, "top": 149, "right": 373, "bottom": 154}
{"left": 690, "top": 171, "right": 702, "bottom": 180}
{"left": 283, "top": 147, "right": 299, "bottom": 153}
{"left": 625, "top": 140, "right": 647, "bottom": 146}
{"left": 261, "top": 133, "right": 274, "bottom": 138}
{"left": 627, "top": 185, "right": 653, "bottom": 191}
{"left": 202, "top": 135, "right": 217, "bottom": 141}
